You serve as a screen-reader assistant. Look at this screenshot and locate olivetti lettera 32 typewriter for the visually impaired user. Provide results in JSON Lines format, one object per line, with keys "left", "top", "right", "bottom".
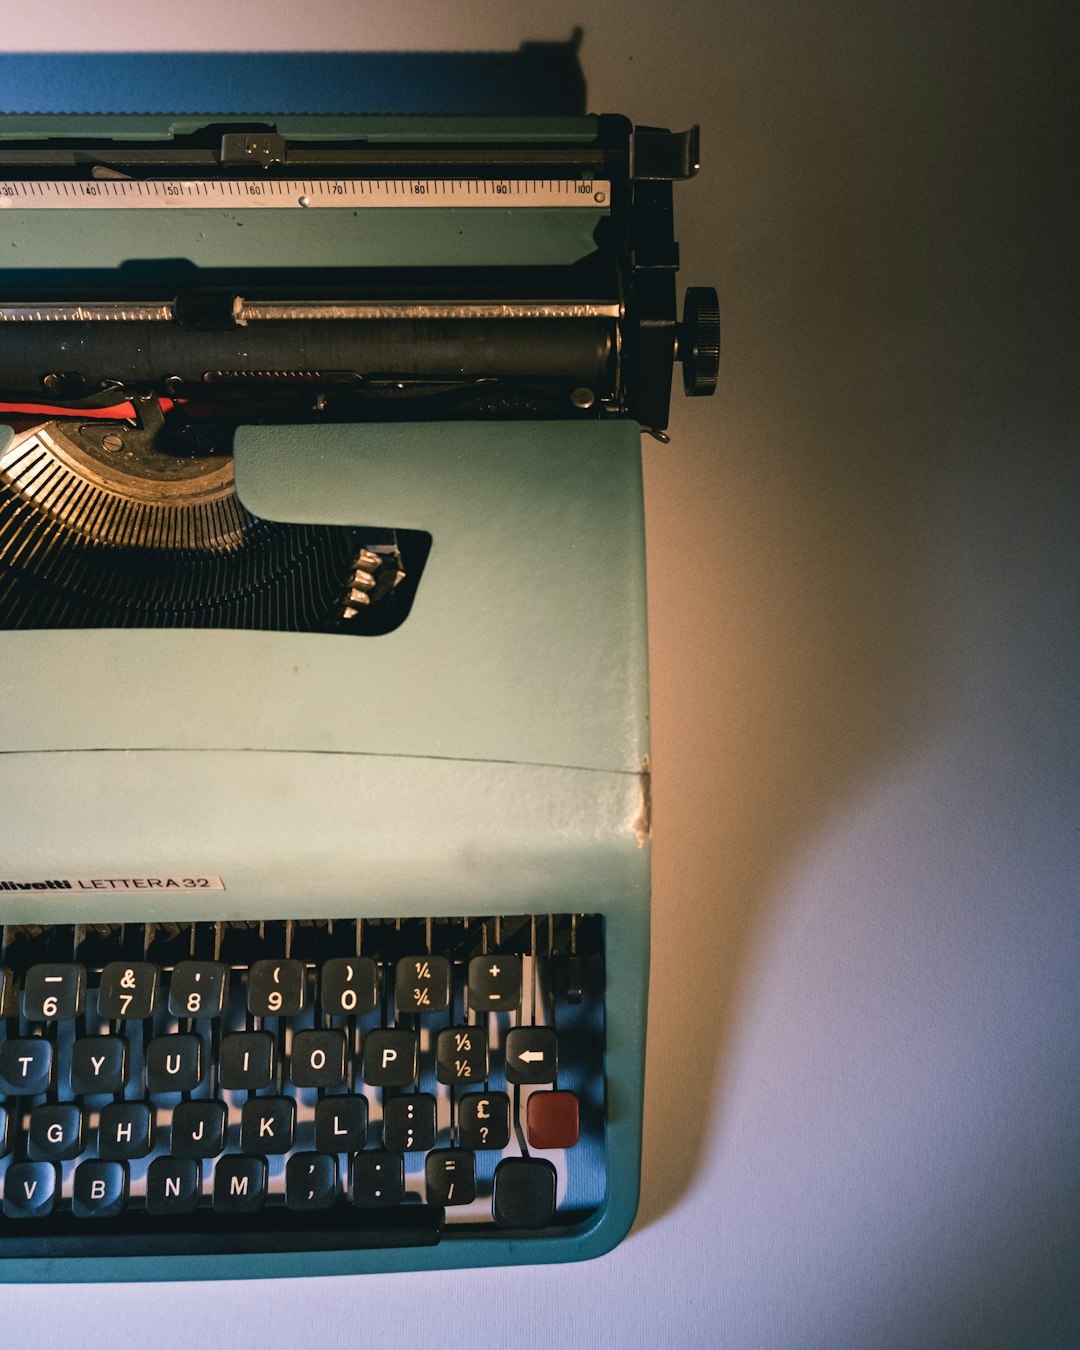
{"left": 0, "top": 112, "right": 717, "bottom": 1281}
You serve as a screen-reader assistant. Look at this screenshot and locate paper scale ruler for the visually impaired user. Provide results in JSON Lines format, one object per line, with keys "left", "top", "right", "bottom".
{"left": 0, "top": 179, "right": 611, "bottom": 209}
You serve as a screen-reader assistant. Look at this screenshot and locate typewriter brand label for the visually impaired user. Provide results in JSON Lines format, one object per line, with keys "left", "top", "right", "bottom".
{"left": 0, "top": 876, "right": 225, "bottom": 891}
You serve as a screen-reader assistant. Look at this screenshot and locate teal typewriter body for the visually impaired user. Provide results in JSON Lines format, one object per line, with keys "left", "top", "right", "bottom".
{"left": 0, "top": 113, "right": 716, "bottom": 1280}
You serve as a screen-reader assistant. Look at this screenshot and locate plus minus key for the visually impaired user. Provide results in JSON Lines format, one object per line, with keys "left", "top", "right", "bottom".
{"left": 467, "top": 954, "right": 521, "bottom": 1012}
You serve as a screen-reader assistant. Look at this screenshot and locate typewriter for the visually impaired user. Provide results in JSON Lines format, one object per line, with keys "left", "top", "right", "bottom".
{"left": 0, "top": 112, "right": 718, "bottom": 1281}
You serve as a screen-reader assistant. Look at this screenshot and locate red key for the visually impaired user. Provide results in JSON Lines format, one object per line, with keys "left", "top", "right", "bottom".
{"left": 526, "top": 1090, "right": 580, "bottom": 1149}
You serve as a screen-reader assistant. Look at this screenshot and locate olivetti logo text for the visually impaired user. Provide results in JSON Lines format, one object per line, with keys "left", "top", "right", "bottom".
{"left": 0, "top": 879, "right": 73, "bottom": 891}
{"left": 0, "top": 876, "right": 225, "bottom": 891}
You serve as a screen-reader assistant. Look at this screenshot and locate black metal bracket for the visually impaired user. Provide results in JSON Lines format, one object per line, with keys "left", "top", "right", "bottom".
{"left": 628, "top": 126, "right": 700, "bottom": 181}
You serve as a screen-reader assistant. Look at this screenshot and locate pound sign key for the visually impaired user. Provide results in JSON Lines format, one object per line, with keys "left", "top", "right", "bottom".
{"left": 458, "top": 1091, "right": 511, "bottom": 1150}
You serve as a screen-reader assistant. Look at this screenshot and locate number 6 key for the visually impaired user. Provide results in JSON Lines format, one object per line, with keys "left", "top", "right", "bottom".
{"left": 23, "top": 964, "right": 86, "bottom": 1021}
{"left": 168, "top": 961, "right": 228, "bottom": 1018}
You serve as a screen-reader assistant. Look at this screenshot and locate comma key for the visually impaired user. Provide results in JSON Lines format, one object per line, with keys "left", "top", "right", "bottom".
{"left": 286, "top": 1153, "right": 339, "bottom": 1211}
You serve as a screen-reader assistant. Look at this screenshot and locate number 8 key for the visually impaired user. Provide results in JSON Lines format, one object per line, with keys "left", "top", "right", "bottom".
{"left": 168, "top": 962, "right": 228, "bottom": 1018}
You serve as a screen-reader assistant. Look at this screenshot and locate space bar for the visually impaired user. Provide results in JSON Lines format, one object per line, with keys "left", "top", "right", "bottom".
{"left": 0, "top": 1205, "right": 445, "bottom": 1259}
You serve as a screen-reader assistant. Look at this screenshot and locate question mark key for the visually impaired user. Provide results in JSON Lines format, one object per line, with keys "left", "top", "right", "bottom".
{"left": 458, "top": 1091, "right": 510, "bottom": 1150}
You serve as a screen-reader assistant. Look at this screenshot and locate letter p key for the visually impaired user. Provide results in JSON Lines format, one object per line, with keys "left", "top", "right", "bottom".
{"left": 363, "top": 1029, "right": 418, "bottom": 1086}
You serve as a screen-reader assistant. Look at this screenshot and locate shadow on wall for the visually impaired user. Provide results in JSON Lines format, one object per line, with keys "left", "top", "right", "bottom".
{"left": 636, "top": 5, "right": 942, "bottom": 1234}
{"left": 637, "top": 4, "right": 1080, "bottom": 1344}
{"left": 0, "top": 40, "right": 587, "bottom": 115}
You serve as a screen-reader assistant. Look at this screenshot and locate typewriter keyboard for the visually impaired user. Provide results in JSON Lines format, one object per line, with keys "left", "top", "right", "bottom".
{"left": 0, "top": 916, "right": 605, "bottom": 1257}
